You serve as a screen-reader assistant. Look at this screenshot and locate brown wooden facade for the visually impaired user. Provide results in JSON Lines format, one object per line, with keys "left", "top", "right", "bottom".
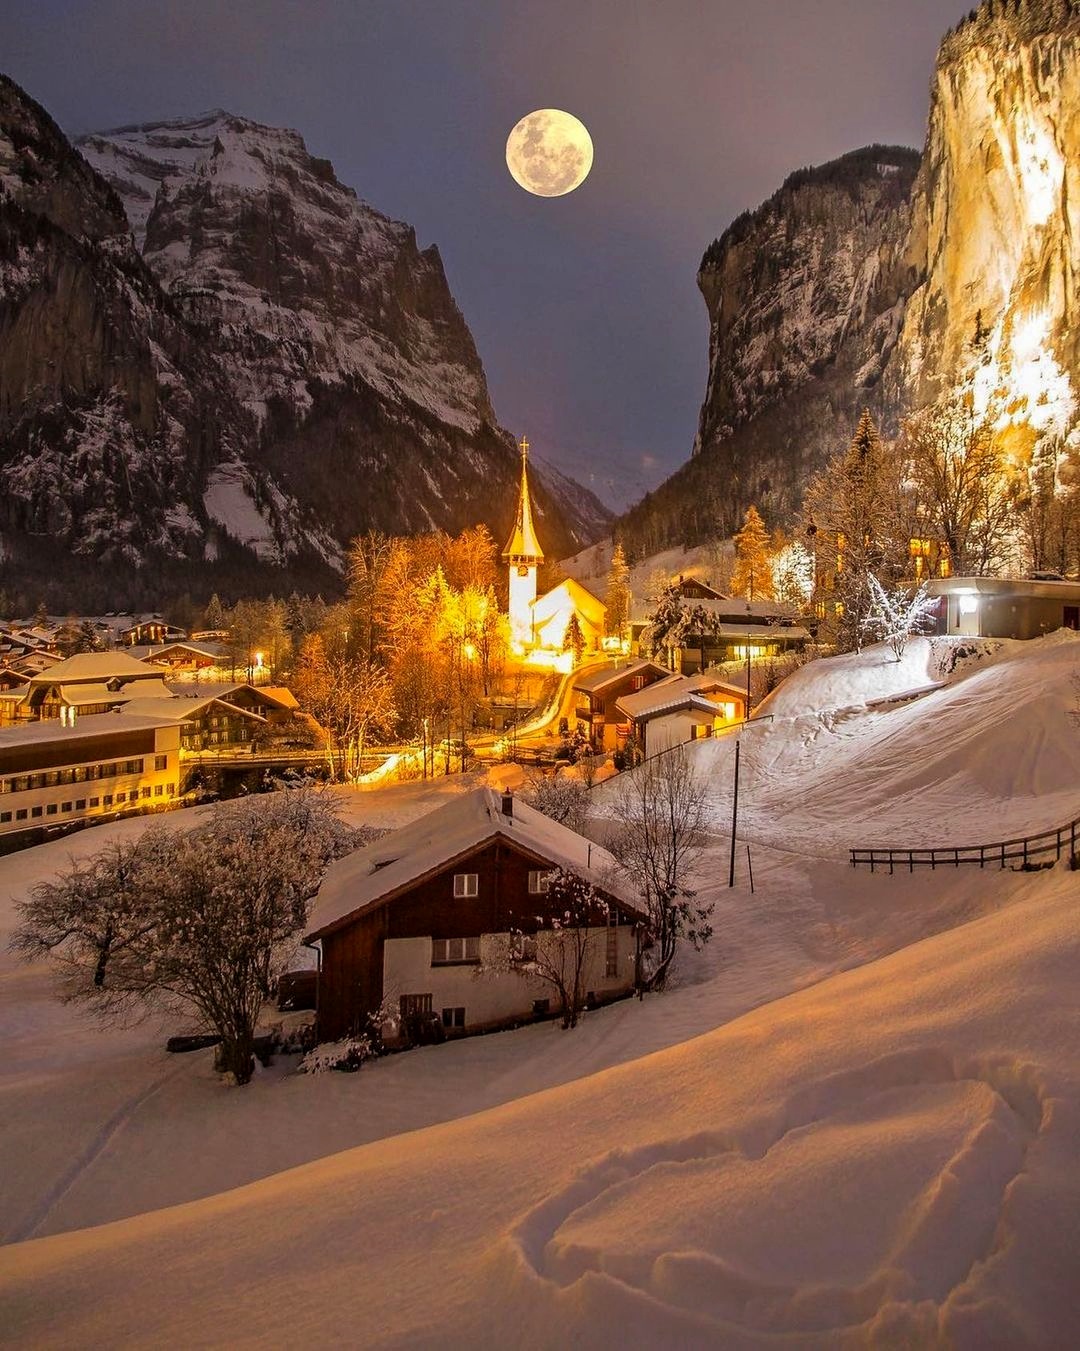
{"left": 316, "top": 838, "right": 638, "bottom": 1041}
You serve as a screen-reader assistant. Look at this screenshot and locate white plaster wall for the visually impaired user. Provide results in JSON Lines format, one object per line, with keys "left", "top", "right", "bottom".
{"left": 382, "top": 927, "right": 638, "bottom": 1031}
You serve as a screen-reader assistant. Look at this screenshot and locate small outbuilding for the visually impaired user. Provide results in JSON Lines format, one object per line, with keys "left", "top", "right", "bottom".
{"left": 616, "top": 672, "right": 748, "bottom": 758}
{"left": 572, "top": 659, "right": 670, "bottom": 751}
{"left": 926, "top": 577, "right": 1080, "bottom": 640}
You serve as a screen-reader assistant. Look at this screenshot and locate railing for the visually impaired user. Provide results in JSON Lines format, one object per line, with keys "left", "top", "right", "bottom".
{"left": 851, "top": 812, "right": 1080, "bottom": 873}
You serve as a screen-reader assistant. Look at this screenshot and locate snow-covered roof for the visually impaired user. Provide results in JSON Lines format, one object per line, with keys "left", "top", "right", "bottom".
{"left": 573, "top": 660, "right": 670, "bottom": 696}
{"left": 129, "top": 641, "right": 228, "bottom": 661}
{"left": 162, "top": 681, "right": 295, "bottom": 709}
{"left": 119, "top": 696, "right": 265, "bottom": 723}
{"left": 616, "top": 673, "right": 748, "bottom": 720}
{"left": 530, "top": 577, "right": 605, "bottom": 623}
{"left": 0, "top": 712, "right": 186, "bottom": 753}
{"left": 307, "top": 787, "right": 637, "bottom": 939}
{"left": 27, "top": 652, "right": 164, "bottom": 684}
{"left": 56, "top": 679, "right": 174, "bottom": 705}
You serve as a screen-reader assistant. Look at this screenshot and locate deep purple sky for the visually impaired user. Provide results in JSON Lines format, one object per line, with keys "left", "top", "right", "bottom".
{"left": 6, "top": 1, "right": 968, "bottom": 509}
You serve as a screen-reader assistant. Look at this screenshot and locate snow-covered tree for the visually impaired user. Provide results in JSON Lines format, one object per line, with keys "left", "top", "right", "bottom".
{"left": 604, "top": 542, "right": 632, "bottom": 643}
{"left": 609, "top": 746, "right": 711, "bottom": 989}
{"left": 524, "top": 772, "right": 590, "bottom": 834}
{"left": 644, "top": 583, "right": 689, "bottom": 665}
{"left": 861, "top": 575, "right": 939, "bottom": 661}
{"left": 10, "top": 789, "right": 360, "bottom": 1084}
{"left": 771, "top": 540, "right": 815, "bottom": 609}
{"left": 730, "top": 505, "right": 775, "bottom": 601}
{"left": 484, "top": 869, "right": 611, "bottom": 1029}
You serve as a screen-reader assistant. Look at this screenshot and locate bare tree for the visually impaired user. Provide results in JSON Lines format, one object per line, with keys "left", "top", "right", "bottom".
{"left": 483, "top": 870, "right": 609, "bottom": 1029}
{"left": 524, "top": 771, "right": 590, "bottom": 833}
{"left": 10, "top": 789, "right": 359, "bottom": 1085}
{"left": 608, "top": 745, "right": 710, "bottom": 989}
{"left": 900, "top": 399, "right": 1021, "bottom": 576}
{"left": 861, "top": 575, "right": 939, "bottom": 660}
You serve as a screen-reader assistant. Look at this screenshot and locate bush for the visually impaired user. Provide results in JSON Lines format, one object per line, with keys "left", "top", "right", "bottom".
{"left": 300, "top": 1035, "right": 375, "bottom": 1073}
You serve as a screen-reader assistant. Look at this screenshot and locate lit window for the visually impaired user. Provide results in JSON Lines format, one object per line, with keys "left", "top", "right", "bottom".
{"left": 527, "top": 870, "right": 551, "bottom": 894}
{"left": 452, "top": 872, "right": 478, "bottom": 898}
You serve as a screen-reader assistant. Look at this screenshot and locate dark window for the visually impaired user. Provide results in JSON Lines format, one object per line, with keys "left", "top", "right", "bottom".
{"left": 399, "top": 993, "right": 433, "bottom": 1018}
{"left": 155, "top": 755, "right": 168, "bottom": 771}
{"left": 46, "top": 804, "right": 57, "bottom": 816}
{"left": 432, "top": 937, "right": 480, "bottom": 965}
{"left": 61, "top": 802, "right": 73, "bottom": 813}
{"left": 154, "top": 785, "right": 163, "bottom": 796}
{"left": 141, "top": 788, "right": 151, "bottom": 799}
{"left": 0, "top": 812, "right": 9, "bottom": 823}
{"left": 30, "top": 806, "right": 42, "bottom": 818}
{"left": 103, "top": 794, "right": 113, "bottom": 807}
{"left": 441, "top": 1007, "right": 466, "bottom": 1029}
{"left": 1065, "top": 606, "right": 1079, "bottom": 631}
{"left": 75, "top": 799, "right": 86, "bottom": 810}
{"left": 16, "top": 809, "right": 27, "bottom": 821}
{"left": 89, "top": 798, "right": 100, "bottom": 808}
{"left": 452, "top": 872, "right": 479, "bottom": 898}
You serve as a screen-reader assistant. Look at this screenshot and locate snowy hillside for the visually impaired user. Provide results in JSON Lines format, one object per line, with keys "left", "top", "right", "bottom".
{"left": 1, "top": 636, "right": 1079, "bottom": 1345}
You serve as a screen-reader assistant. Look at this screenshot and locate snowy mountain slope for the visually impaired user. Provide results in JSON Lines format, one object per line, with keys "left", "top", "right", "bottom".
{"left": 0, "top": 79, "right": 609, "bottom": 607}
{"left": 77, "top": 110, "right": 610, "bottom": 563}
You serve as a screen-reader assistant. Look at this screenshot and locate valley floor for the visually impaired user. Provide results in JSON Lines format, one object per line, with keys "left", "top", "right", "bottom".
{"left": 1, "top": 634, "right": 1078, "bottom": 1347}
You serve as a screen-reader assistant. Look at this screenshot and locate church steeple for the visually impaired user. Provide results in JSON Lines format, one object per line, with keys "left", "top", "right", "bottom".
{"left": 504, "top": 435, "right": 544, "bottom": 648}
{"left": 503, "top": 435, "right": 544, "bottom": 564}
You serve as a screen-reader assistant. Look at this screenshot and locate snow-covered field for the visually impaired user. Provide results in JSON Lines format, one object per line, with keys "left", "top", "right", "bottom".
{"left": 1, "top": 634, "right": 1078, "bottom": 1346}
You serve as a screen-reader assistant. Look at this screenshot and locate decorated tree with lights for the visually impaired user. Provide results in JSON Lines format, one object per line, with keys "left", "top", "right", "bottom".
{"left": 771, "top": 540, "right": 816, "bottom": 609}
{"left": 861, "top": 575, "right": 939, "bottom": 661}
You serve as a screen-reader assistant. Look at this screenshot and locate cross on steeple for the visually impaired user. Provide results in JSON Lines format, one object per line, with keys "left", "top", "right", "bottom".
{"left": 519, "top": 434, "right": 530, "bottom": 463}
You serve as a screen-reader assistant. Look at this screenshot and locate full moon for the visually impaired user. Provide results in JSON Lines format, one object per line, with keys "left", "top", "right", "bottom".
{"left": 505, "top": 109, "right": 593, "bottom": 198}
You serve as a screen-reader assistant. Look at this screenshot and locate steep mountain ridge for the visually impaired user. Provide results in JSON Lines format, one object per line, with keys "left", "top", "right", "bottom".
{"left": 621, "top": 146, "right": 920, "bottom": 554}
{"left": 622, "top": 0, "right": 1080, "bottom": 557}
{"left": 0, "top": 84, "right": 607, "bottom": 607}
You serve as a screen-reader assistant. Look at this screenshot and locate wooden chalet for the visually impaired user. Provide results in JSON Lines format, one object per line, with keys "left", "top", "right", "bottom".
{"left": 616, "top": 672, "right": 748, "bottom": 759}
{"left": 306, "top": 787, "right": 646, "bottom": 1043}
{"left": 572, "top": 659, "right": 669, "bottom": 751}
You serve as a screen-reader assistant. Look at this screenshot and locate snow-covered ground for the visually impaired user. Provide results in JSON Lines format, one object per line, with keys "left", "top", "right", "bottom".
{"left": 1, "top": 634, "right": 1078, "bottom": 1346}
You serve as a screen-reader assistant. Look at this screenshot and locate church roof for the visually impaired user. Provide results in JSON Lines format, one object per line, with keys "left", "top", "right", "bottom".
{"left": 502, "top": 438, "right": 544, "bottom": 562}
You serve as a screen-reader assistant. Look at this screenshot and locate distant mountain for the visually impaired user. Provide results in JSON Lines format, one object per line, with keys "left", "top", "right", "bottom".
{"left": 0, "top": 83, "right": 609, "bottom": 608}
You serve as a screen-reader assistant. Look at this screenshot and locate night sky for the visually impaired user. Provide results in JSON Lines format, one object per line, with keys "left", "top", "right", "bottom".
{"left": 6, "top": 1, "right": 968, "bottom": 509}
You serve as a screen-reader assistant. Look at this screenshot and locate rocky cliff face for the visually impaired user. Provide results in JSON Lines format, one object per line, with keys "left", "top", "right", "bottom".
{"left": 0, "top": 86, "right": 607, "bottom": 606}
{"left": 623, "top": 0, "right": 1080, "bottom": 557}
{"left": 621, "top": 147, "right": 920, "bottom": 553}
{"left": 892, "top": 0, "right": 1080, "bottom": 463}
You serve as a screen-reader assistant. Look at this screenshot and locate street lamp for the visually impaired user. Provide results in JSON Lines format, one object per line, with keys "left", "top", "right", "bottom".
{"left": 728, "top": 713, "right": 772, "bottom": 887}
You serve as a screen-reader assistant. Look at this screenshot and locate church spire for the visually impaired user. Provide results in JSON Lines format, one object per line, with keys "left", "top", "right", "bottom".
{"left": 502, "top": 434, "right": 545, "bottom": 563}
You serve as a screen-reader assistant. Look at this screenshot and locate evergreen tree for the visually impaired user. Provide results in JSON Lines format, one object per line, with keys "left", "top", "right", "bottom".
{"left": 203, "top": 593, "right": 225, "bottom": 630}
{"left": 563, "top": 612, "right": 586, "bottom": 666}
{"left": 730, "top": 506, "right": 774, "bottom": 601}
{"left": 604, "top": 543, "right": 632, "bottom": 642}
{"left": 804, "top": 410, "right": 906, "bottom": 651}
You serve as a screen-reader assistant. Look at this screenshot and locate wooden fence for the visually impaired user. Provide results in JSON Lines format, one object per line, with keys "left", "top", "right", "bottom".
{"left": 851, "top": 812, "right": 1080, "bottom": 873}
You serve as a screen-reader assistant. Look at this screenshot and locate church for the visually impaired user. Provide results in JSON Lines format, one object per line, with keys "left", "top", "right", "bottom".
{"left": 503, "top": 437, "right": 606, "bottom": 667}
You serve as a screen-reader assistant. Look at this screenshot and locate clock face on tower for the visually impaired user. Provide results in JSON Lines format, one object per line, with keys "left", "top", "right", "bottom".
{"left": 518, "top": 566, "right": 530, "bottom": 577}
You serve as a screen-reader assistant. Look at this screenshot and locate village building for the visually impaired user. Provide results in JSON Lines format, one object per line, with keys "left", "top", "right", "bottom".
{"left": 5, "top": 652, "right": 175, "bottom": 723}
{"left": 572, "top": 659, "right": 670, "bottom": 752}
{"left": 503, "top": 436, "right": 606, "bottom": 666}
{"left": 616, "top": 672, "right": 748, "bottom": 759}
{"left": 926, "top": 577, "right": 1080, "bottom": 641}
{"left": 127, "top": 640, "right": 231, "bottom": 680}
{"left": 0, "top": 713, "right": 181, "bottom": 844}
{"left": 306, "top": 787, "right": 645, "bottom": 1043}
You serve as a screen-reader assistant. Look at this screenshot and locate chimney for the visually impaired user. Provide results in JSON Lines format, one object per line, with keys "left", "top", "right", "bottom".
{"left": 501, "top": 789, "right": 514, "bottom": 820}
